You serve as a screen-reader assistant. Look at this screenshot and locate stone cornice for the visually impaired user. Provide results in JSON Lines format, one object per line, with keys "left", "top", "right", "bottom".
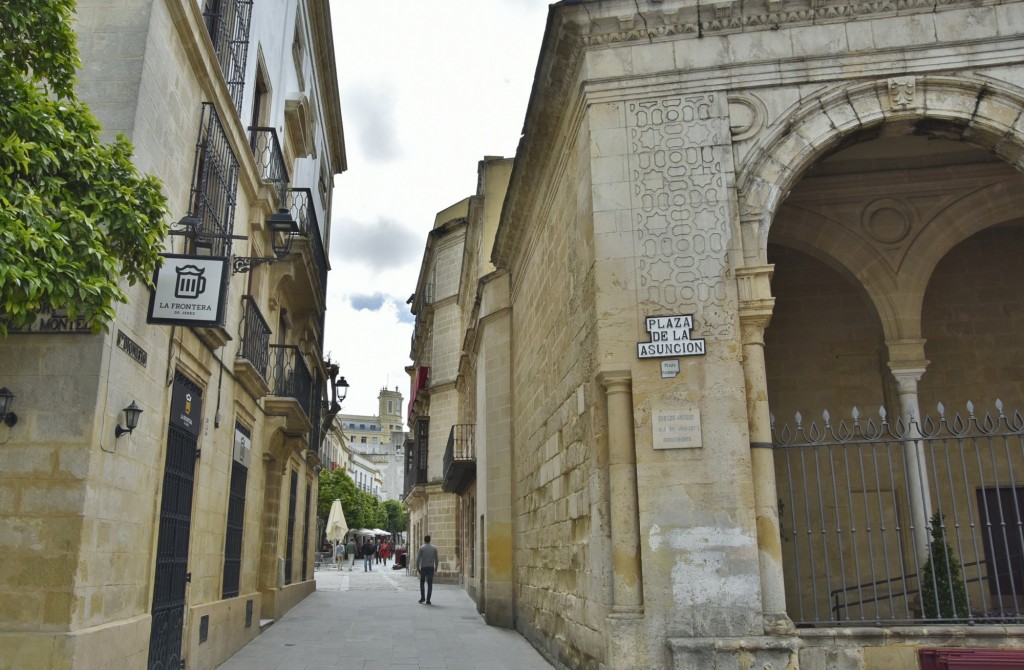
{"left": 578, "top": 0, "right": 1001, "bottom": 46}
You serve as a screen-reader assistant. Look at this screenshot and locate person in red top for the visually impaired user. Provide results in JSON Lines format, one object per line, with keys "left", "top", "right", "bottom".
{"left": 380, "top": 540, "right": 391, "bottom": 566}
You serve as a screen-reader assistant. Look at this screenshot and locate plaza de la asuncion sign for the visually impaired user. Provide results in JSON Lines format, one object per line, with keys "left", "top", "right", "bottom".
{"left": 637, "top": 314, "right": 706, "bottom": 359}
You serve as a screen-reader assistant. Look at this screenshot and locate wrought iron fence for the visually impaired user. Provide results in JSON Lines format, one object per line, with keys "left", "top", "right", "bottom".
{"left": 268, "top": 345, "right": 312, "bottom": 420}
{"left": 248, "top": 127, "right": 289, "bottom": 207}
{"left": 773, "top": 401, "right": 1024, "bottom": 626}
{"left": 237, "top": 295, "right": 270, "bottom": 382}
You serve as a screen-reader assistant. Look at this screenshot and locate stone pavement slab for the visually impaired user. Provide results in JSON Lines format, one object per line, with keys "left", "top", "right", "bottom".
{"left": 217, "top": 565, "right": 554, "bottom": 669}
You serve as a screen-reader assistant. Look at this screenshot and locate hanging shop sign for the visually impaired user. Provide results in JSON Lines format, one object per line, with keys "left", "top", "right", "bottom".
{"left": 637, "top": 314, "right": 706, "bottom": 359}
{"left": 147, "top": 254, "right": 227, "bottom": 327}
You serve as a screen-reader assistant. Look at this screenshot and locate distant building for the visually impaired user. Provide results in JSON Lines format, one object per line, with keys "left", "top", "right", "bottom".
{"left": 339, "top": 387, "right": 407, "bottom": 499}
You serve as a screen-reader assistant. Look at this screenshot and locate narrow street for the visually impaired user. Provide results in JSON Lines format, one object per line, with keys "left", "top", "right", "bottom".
{"left": 218, "top": 564, "right": 555, "bottom": 669}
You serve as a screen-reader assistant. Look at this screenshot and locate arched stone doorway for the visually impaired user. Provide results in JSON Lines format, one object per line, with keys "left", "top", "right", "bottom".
{"left": 743, "top": 76, "right": 1024, "bottom": 627}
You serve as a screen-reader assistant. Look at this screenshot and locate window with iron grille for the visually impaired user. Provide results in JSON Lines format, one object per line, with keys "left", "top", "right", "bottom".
{"left": 285, "top": 470, "right": 298, "bottom": 585}
{"left": 188, "top": 103, "right": 239, "bottom": 258}
{"left": 222, "top": 422, "right": 249, "bottom": 599}
{"left": 417, "top": 419, "right": 429, "bottom": 472}
{"left": 202, "top": 0, "right": 253, "bottom": 113}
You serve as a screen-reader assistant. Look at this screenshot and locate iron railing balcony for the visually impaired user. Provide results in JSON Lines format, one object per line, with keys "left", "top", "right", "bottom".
{"left": 285, "top": 188, "right": 328, "bottom": 299}
{"left": 233, "top": 295, "right": 271, "bottom": 397}
{"left": 248, "top": 127, "right": 289, "bottom": 207}
{"left": 267, "top": 344, "right": 313, "bottom": 422}
{"left": 442, "top": 424, "right": 475, "bottom": 494}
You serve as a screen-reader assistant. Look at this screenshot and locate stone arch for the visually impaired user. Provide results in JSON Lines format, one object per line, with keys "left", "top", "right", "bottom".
{"left": 738, "top": 75, "right": 1024, "bottom": 263}
{"left": 738, "top": 75, "right": 1024, "bottom": 342}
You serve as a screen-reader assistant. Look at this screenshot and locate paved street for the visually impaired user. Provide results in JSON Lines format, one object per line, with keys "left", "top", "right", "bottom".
{"left": 218, "top": 563, "right": 555, "bottom": 670}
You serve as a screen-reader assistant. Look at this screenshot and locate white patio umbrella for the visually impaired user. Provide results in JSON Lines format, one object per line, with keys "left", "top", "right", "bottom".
{"left": 325, "top": 499, "right": 349, "bottom": 542}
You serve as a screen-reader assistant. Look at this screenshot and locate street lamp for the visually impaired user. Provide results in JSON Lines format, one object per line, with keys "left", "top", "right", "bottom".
{"left": 115, "top": 401, "right": 143, "bottom": 438}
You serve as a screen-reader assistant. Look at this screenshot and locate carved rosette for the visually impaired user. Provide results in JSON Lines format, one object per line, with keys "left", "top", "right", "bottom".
{"left": 628, "top": 94, "right": 735, "bottom": 340}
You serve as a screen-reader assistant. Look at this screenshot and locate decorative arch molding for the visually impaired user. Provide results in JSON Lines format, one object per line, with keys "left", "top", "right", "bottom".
{"left": 737, "top": 75, "right": 1024, "bottom": 263}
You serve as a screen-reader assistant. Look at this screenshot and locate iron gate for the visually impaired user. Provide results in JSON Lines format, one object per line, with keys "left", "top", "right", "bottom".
{"left": 148, "top": 373, "right": 202, "bottom": 669}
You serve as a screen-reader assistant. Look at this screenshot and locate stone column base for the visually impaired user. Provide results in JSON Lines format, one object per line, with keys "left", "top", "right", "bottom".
{"left": 668, "top": 635, "right": 800, "bottom": 670}
{"left": 605, "top": 609, "right": 645, "bottom": 670}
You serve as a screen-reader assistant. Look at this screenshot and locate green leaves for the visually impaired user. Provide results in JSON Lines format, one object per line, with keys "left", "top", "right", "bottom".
{"left": 0, "top": 0, "right": 169, "bottom": 337}
{"left": 317, "top": 468, "right": 404, "bottom": 534}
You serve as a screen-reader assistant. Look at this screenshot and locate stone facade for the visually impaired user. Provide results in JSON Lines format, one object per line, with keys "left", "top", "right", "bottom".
{"left": 0, "top": 1, "right": 345, "bottom": 668}
{"left": 411, "top": 1, "right": 1024, "bottom": 669}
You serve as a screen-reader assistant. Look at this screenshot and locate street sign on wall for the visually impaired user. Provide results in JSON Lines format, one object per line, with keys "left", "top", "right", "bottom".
{"left": 637, "top": 314, "right": 706, "bottom": 359}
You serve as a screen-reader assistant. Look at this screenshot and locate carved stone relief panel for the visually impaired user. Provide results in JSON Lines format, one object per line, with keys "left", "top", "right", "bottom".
{"left": 628, "top": 94, "right": 736, "bottom": 340}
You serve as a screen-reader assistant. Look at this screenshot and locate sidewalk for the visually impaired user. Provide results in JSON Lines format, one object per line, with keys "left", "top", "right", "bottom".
{"left": 217, "top": 563, "right": 554, "bottom": 669}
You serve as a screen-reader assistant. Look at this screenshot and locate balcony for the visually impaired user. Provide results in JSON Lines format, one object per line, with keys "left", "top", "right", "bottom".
{"left": 284, "top": 188, "right": 328, "bottom": 305}
{"left": 442, "top": 424, "right": 475, "bottom": 494}
{"left": 403, "top": 420, "right": 429, "bottom": 499}
{"left": 248, "top": 127, "right": 289, "bottom": 208}
{"left": 265, "top": 344, "right": 313, "bottom": 435}
{"left": 234, "top": 296, "right": 271, "bottom": 397}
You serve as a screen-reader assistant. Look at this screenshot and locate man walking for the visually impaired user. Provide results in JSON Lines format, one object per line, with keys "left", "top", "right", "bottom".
{"left": 346, "top": 537, "right": 357, "bottom": 571}
{"left": 361, "top": 539, "right": 375, "bottom": 572}
{"left": 416, "top": 534, "right": 439, "bottom": 604}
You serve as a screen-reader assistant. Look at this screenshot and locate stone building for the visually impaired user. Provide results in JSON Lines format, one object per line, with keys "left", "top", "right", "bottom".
{"left": 408, "top": 1, "right": 1024, "bottom": 669}
{"left": 407, "top": 157, "right": 515, "bottom": 592}
{"left": 0, "top": 0, "right": 344, "bottom": 668}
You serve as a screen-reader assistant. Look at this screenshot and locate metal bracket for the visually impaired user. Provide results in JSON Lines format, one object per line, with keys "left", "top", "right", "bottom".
{"left": 231, "top": 256, "right": 278, "bottom": 274}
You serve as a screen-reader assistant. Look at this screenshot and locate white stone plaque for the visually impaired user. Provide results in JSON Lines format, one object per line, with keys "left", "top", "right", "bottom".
{"left": 652, "top": 407, "right": 702, "bottom": 450}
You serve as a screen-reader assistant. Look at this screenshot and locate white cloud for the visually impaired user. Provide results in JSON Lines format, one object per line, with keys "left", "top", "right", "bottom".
{"left": 325, "top": 0, "right": 550, "bottom": 417}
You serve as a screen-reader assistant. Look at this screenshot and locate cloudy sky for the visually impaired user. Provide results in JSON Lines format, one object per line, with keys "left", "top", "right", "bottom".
{"left": 325, "top": 1, "right": 551, "bottom": 416}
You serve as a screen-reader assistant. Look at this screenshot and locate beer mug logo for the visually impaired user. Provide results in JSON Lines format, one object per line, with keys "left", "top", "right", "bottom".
{"left": 174, "top": 265, "right": 207, "bottom": 300}
{"left": 185, "top": 393, "right": 192, "bottom": 415}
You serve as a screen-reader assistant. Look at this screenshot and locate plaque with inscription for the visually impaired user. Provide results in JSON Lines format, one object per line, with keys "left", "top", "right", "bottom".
{"left": 652, "top": 406, "right": 702, "bottom": 450}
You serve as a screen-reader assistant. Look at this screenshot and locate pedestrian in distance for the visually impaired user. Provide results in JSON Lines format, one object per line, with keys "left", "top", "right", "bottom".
{"left": 346, "top": 537, "right": 357, "bottom": 571}
{"left": 380, "top": 540, "right": 391, "bottom": 566}
{"left": 374, "top": 539, "right": 382, "bottom": 564}
{"left": 416, "top": 534, "right": 439, "bottom": 604}
{"left": 361, "top": 539, "right": 375, "bottom": 571}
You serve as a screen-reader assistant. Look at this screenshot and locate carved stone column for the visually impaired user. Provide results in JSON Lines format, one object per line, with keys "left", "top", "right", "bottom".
{"left": 888, "top": 340, "right": 932, "bottom": 562}
{"left": 737, "top": 264, "right": 794, "bottom": 635}
{"left": 598, "top": 369, "right": 643, "bottom": 614}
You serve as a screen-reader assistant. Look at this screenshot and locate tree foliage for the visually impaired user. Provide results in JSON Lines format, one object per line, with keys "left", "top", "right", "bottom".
{"left": 0, "top": 0, "right": 169, "bottom": 337}
{"left": 317, "top": 467, "right": 404, "bottom": 534}
{"left": 382, "top": 499, "right": 408, "bottom": 534}
{"left": 921, "top": 511, "right": 970, "bottom": 619}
